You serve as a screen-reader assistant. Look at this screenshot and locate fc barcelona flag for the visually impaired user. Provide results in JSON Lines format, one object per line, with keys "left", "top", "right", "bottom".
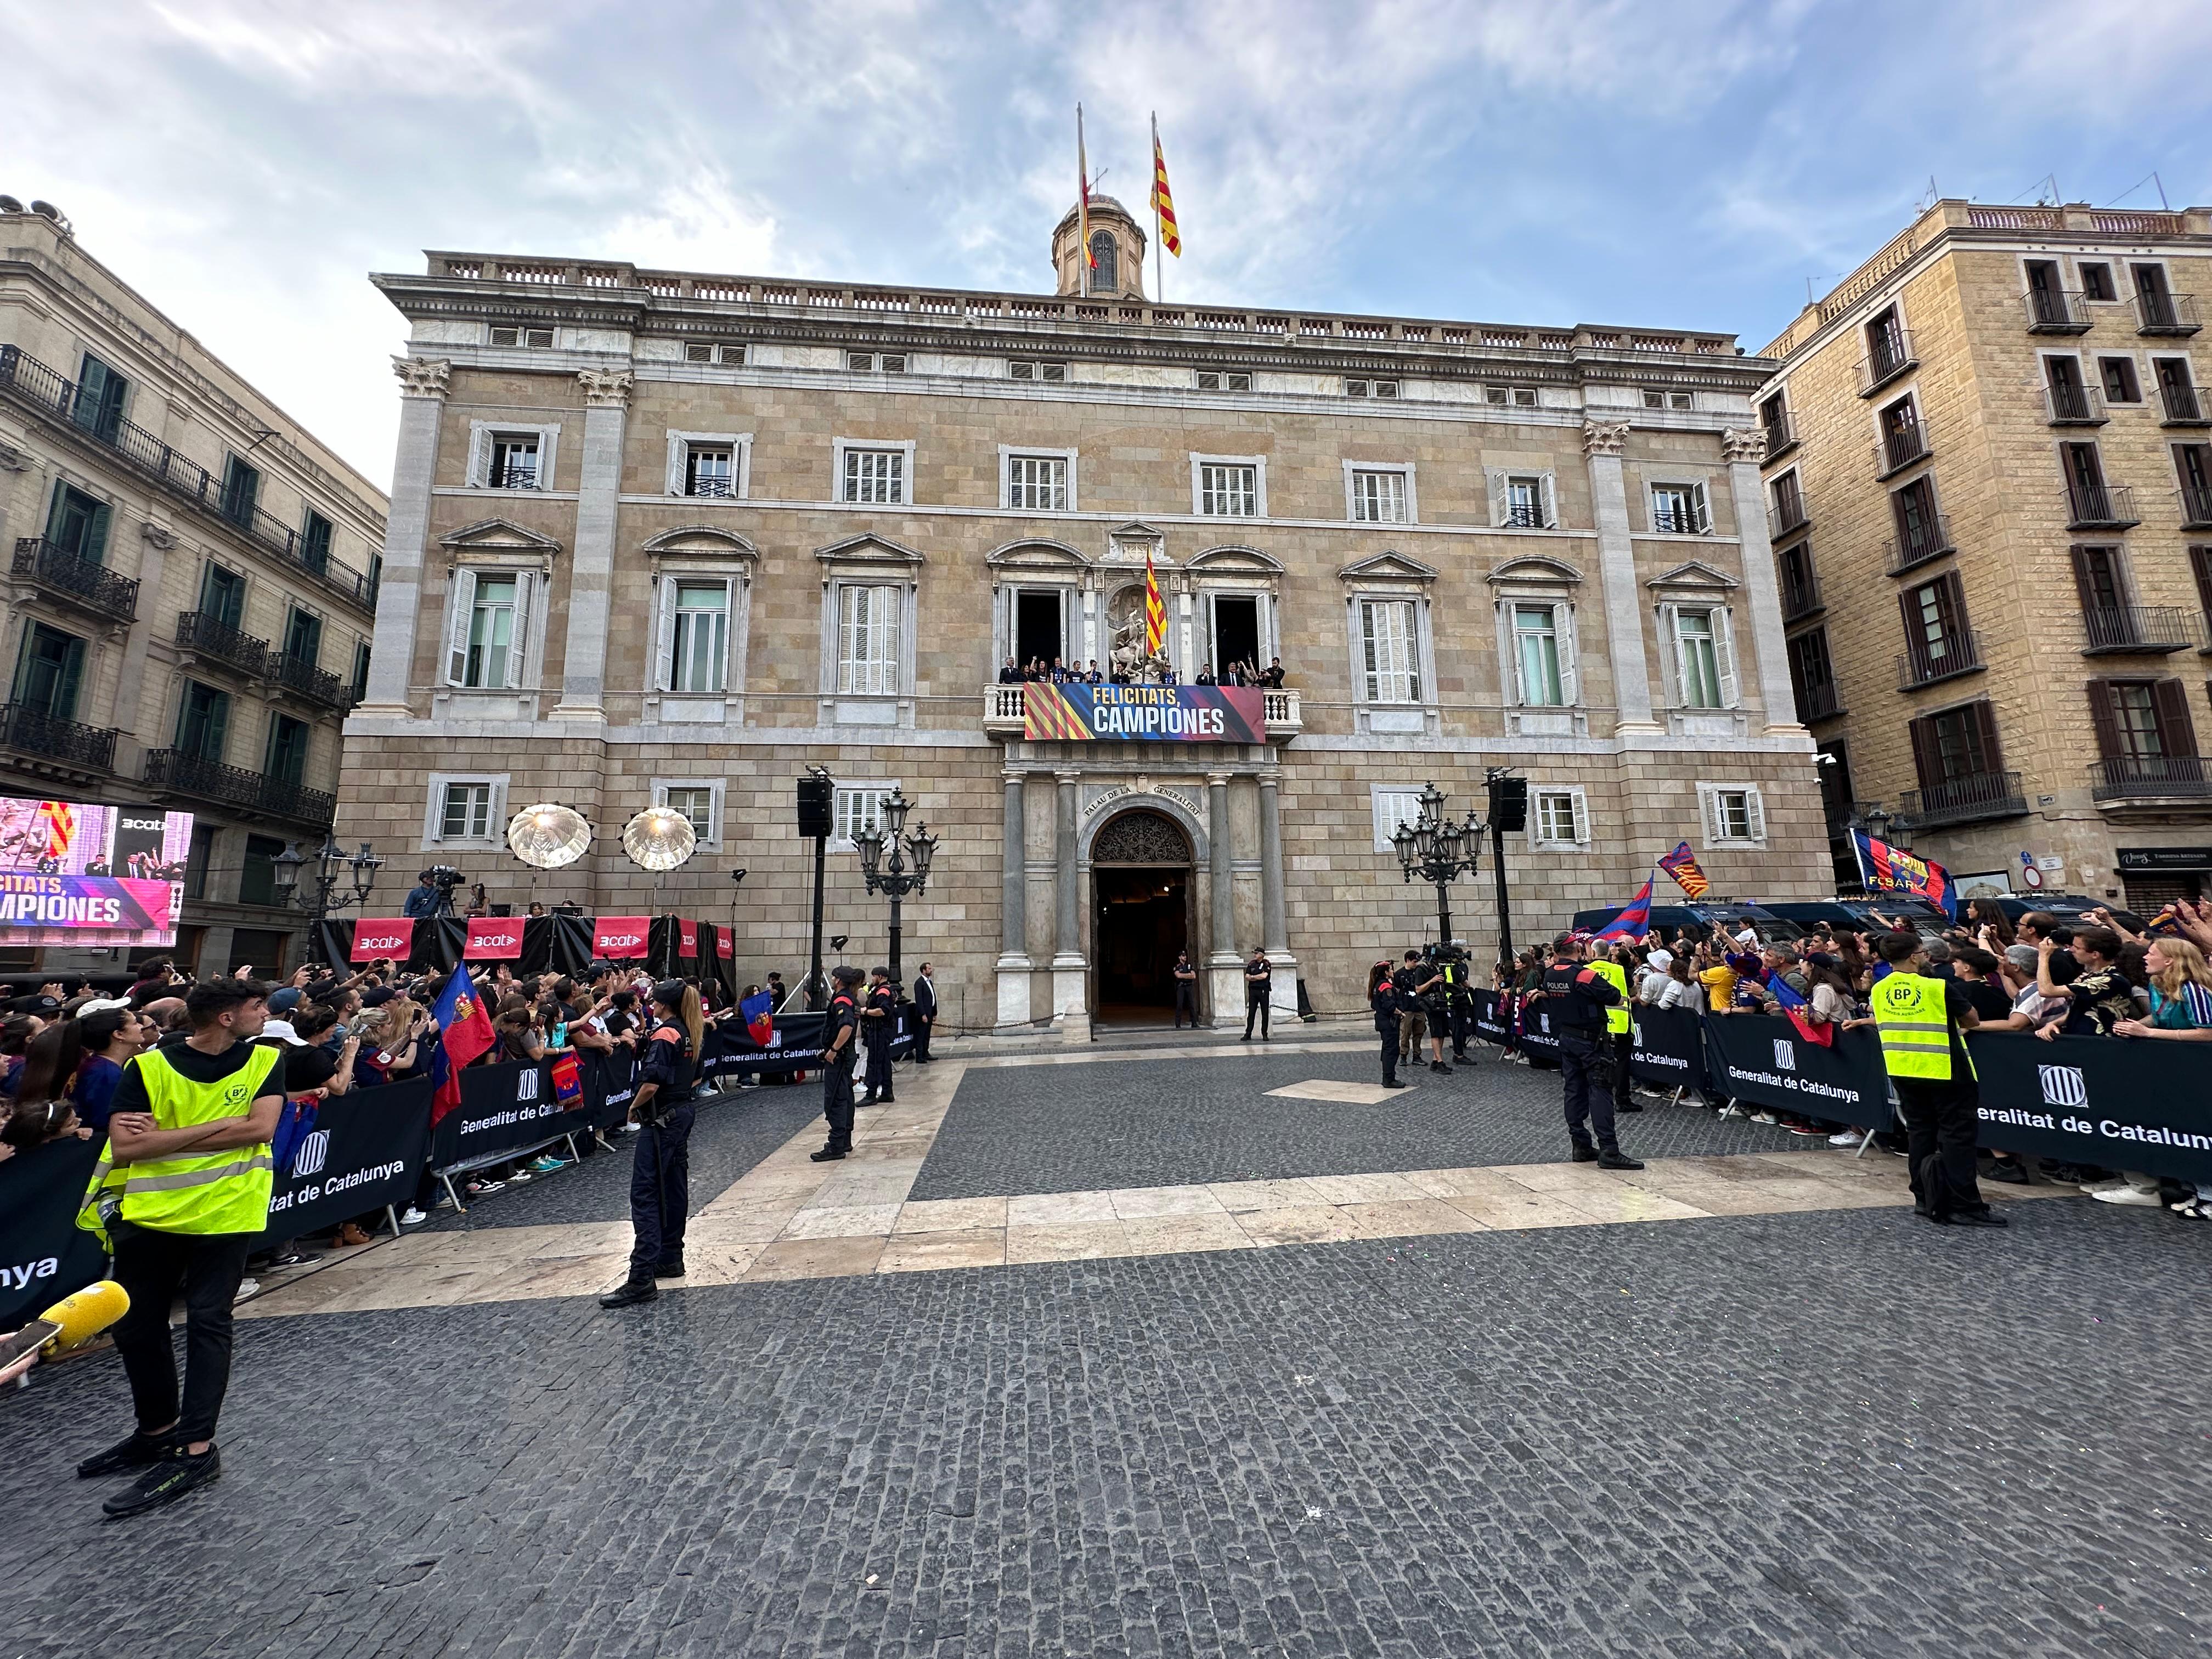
{"left": 1657, "top": 840, "right": 1710, "bottom": 899}
{"left": 1851, "top": 830, "right": 1957, "bottom": 921}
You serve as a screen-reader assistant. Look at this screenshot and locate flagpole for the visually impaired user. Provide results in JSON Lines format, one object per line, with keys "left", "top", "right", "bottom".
{"left": 1151, "top": 111, "right": 1165, "bottom": 303}
{"left": 1076, "top": 103, "right": 1090, "bottom": 299}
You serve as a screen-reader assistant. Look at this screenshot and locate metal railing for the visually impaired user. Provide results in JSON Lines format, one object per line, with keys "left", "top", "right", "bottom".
{"left": 1793, "top": 678, "right": 1842, "bottom": 721}
{"left": 2090, "top": 754, "right": 2212, "bottom": 800}
{"left": 2064, "top": 482, "right": 2139, "bottom": 529}
{"left": 683, "top": 474, "right": 737, "bottom": 498}
{"left": 2022, "top": 287, "right": 2089, "bottom": 332}
{"left": 1875, "top": 418, "right": 1931, "bottom": 476}
{"left": 175, "top": 611, "right": 270, "bottom": 676}
{"left": 0, "top": 702, "right": 119, "bottom": 770}
{"left": 1883, "top": 515, "right": 1954, "bottom": 574}
{"left": 2046, "top": 382, "right": 2107, "bottom": 425}
{"left": 2082, "top": 605, "right": 2200, "bottom": 654}
{"left": 2160, "top": 381, "right": 2209, "bottom": 425}
{"left": 1897, "top": 629, "right": 1982, "bottom": 689}
{"left": 2134, "top": 291, "right": 2201, "bottom": 336}
{"left": 10, "top": 536, "right": 140, "bottom": 621}
{"left": 142, "top": 748, "right": 337, "bottom": 825}
{"left": 1900, "top": 769, "right": 2028, "bottom": 827}
{"left": 1769, "top": 490, "right": 1809, "bottom": 539}
{"left": 268, "top": 651, "right": 349, "bottom": 709}
{"left": 1778, "top": 553, "right": 1821, "bottom": 620}
{"left": 487, "top": 461, "right": 540, "bottom": 490}
{"left": 1500, "top": 502, "right": 1550, "bottom": 529}
{"left": 0, "top": 345, "right": 378, "bottom": 614}
{"left": 1857, "top": 328, "right": 1916, "bottom": 396}
{"left": 1650, "top": 503, "right": 1711, "bottom": 534}
{"left": 1760, "top": 411, "right": 1797, "bottom": 457}
{"left": 2181, "top": 484, "right": 2212, "bottom": 528}
{"left": 978, "top": 682, "right": 1302, "bottom": 735}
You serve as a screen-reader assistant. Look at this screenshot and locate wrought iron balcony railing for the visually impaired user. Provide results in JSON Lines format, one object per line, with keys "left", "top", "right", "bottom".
{"left": 2081, "top": 605, "right": 2200, "bottom": 655}
{"left": 1883, "top": 515, "right": 1954, "bottom": 575}
{"left": 2065, "top": 482, "right": 2140, "bottom": 529}
{"left": 487, "top": 461, "right": 540, "bottom": 490}
{"left": 1857, "top": 329, "right": 1916, "bottom": 396}
{"left": 2135, "top": 291, "right": 2202, "bottom": 336}
{"left": 2022, "top": 287, "right": 2090, "bottom": 332}
{"left": 1778, "top": 562, "right": 1822, "bottom": 623}
{"left": 1874, "top": 419, "right": 1931, "bottom": 478}
{"left": 2180, "top": 484, "right": 2212, "bottom": 529}
{"left": 1900, "top": 770, "right": 2028, "bottom": 827}
{"left": 1897, "top": 629, "right": 1983, "bottom": 689}
{"left": 0, "top": 345, "right": 378, "bottom": 614}
{"left": 269, "top": 650, "right": 349, "bottom": 709}
{"left": 1793, "top": 678, "right": 1843, "bottom": 721}
{"left": 2159, "top": 381, "right": 2210, "bottom": 426}
{"left": 1759, "top": 411, "right": 1797, "bottom": 460}
{"left": 683, "top": 474, "right": 737, "bottom": 498}
{"left": 1769, "top": 492, "right": 1809, "bottom": 540}
{"left": 10, "top": 536, "right": 140, "bottom": 622}
{"left": 142, "top": 748, "right": 337, "bottom": 825}
{"left": 0, "top": 702, "right": 119, "bottom": 771}
{"left": 174, "top": 611, "right": 270, "bottom": 676}
{"left": 2090, "top": 754, "right": 2212, "bottom": 802}
{"left": 2045, "top": 383, "right": 2107, "bottom": 425}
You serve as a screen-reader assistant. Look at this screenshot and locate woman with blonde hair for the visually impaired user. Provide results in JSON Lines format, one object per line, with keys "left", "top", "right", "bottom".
{"left": 2114, "top": 935, "right": 2212, "bottom": 1043}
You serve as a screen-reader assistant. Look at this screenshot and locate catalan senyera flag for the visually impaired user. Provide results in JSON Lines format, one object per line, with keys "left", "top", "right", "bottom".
{"left": 1657, "top": 840, "right": 1711, "bottom": 900}
{"left": 1143, "top": 554, "right": 1166, "bottom": 654}
{"left": 1151, "top": 119, "right": 1180, "bottom": 256}
{"left": 36, "top": 799, "right": 76, "bottom": 862}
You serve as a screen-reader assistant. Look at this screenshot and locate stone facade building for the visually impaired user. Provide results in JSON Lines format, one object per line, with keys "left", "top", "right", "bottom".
{"left": 348, "top": 199, "right": 1824, "bottom": 1031}
{"left": 1759, "top": 199, "right": 2212, "bottom": 912}
{"left": 1, "top": 200, "right": 387, "bottom": 976}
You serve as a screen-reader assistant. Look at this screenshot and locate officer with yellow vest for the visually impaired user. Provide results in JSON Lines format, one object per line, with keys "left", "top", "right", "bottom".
{"left": 1855, "top": 931, "right": 2002, "bottom": 1228}
{"left": 1585, "top": 943, "right": 1640, "bottom": 1117}
{"left": 72, "top": 978, "right": 287, "bottom": 1515}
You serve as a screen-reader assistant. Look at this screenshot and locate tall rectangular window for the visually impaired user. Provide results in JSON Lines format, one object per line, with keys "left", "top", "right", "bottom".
{"left": 175, "top": 681, "right": 230, "bottom": 760}
{"left": 488, "top": 435, "right": 540, "bottom": 489}
{"left": 833, "top": 783, "right": 896, "bottom": 848}
{"left": 300, "top": 510, "right": 334, "bottom": 573}
{"left": 219, "top": 456, "right": 261, "bottom": 526}
{"left": 239, "top": 833, "right": 288, "bottom": 907}
{"left": 72, "top": 353, "right": 128, "bottom": 442}
{"left": 1503, "top": 475, "right": 1548, "bottom": 528}
{"left": 1350, "top": 469, "right": 1406, "bottom": 523}
{"left": 684, "top": 445, "right": 735, "bottom": 497}
{"left": 842, "top": 448, "right": 906, "bottom": 504}
{"left": 351, "top": 640, "right": 371, "bottom": 702}
{"left": 11, "top": 623, "right": 86, "bottom": 720}
{"left": 466, "top": 576, "right": 518, "bottom": 689}
{"left": 837, "top": 584, "right": 901, "bottom": 696}
{"left": 282, "top": 607, "right": 322, "bottom": 667}
{"left": 1649, "top": 482, "right": 1707, "bottom": 534}
{"left": 1673, "top": 609, "right": 1723, "bottom": 707}
{"left": 44, "top": 483, "right": 111, "bottom": 563}
{"left": 184, "top": 823, "right": 216, "bottom": 901}
{"left": 1357, "top": 599, "right": 1419, "bottom": 703}
{"left": 199, "top": 563, "right": 246, "bottom": 629}
{"left": 670, "top": 581, "right": 729, "bottom": 693}
{"left": 1006, "top": 454, "right": 1069, "bottom": 511}
{"left": 1511, "top": 605, "right": 1563, "bottom": 706}
{"left": 1199, "top": 462, "right": 1259, "bottom": 516}
{"left": 263, "top": 714, "right": 311, "bottom": 785}
{"left": 439, "top": 782, "right": 492, "bottom": 841}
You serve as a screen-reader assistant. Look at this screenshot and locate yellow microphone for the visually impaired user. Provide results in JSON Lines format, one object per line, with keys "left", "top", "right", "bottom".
{"left": 37, "top": 1279, "right": 131, "bottom": 1355}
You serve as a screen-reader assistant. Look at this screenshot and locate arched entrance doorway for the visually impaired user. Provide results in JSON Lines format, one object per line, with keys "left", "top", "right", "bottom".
{"left": 1090, "top": 808, "right": 1194, "bottom": 1025}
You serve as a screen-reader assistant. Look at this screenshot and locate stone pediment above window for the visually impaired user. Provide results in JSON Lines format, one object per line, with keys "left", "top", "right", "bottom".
{"left": 1645, "top": 558, "right": 1739, "bottom": 594}
{"left": 438, "top": 518, "right": 562, "bottom": 573}
{"left": 641, "top": 523, "right": 758, "bottom": 572}
{"left": 1187, "top": 544, "right": 1285, "bottom": 574}
{"left": 1104, "top": 521, "right": 1168, "bottom": 565}
{"left": 1337, "top": 551, "right": 1438, "bottom": 586}
{"left": 815, "top": 532, "right": 926, "bottom": 570}
{"left": 1486, "top": 555, "right": 1583, "bottom": 588}
{"left": 986, "top": 538, "right": 1089, "bottom": 572}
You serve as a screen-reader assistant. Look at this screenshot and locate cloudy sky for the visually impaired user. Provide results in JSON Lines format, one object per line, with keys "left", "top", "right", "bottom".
{"left": 8, "top": 0, "right": 2209, "bottom": 488}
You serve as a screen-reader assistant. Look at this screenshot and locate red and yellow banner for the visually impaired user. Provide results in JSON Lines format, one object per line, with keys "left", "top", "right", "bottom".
{"left": 1023, "top": 682, "right": 1265, "bottom": 743}
{"left": 1152, "top": 124, "right": 1180, "bottom": 256}
{"left": 1143, "top": 554, "right": 1166, "bottom": 654}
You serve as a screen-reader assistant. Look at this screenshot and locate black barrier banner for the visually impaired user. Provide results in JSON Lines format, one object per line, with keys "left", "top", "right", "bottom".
{"left": 1469, "top": 990, "right": 1511, "bottom": 1046}
{"left": 256, "top": 1080, "right": 432, "bottom": 1245}
{"left": 1966, "top": 1031, "right": 2212, "bottom": 1184}
{"left": 702, "top": 1012, "right": 830, "bottom": 1081}
{"left": 0, "top": 1133, "right": 107, "bottom": 1329}
{"left": 1700, "top": 1013, "right": 1890, "bottom": 1130}
{"left": 1629, "top": 1005, "right": 1707, "bottom": 1092}
{"left": 431, "top": 1058, "right": 593, "bottom": 1173}
{"left": 578, "top": 1045, "right": 640, "bottom": 1131}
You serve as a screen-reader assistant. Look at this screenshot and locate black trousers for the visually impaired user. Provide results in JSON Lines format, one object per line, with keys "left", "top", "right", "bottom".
{"left": 627, "top": 1102, "right": 695, "bottom": 1277}
{"left": 1611, "top": 1030, "right": 1635, "bottom": 1110}
{"left": 912, "top": 1014, "right": 932, "bottom": 1062}
{"left": 1894, "top": 1075, "right": 1987, "bottom": 1218}
{"left": 109, "top": 1218, "right": 253, "bottom": 1446}
{"left": 1378, "top": 1016, "right": 1400, "bottom": 1084}
{"left": 822, "top": 1054, "right": 856, "bottom": 1151}
{"left": 1174, "top": 981, "right": 1198, "bottom": 1028}
{"left": 1449, "top": 1002, "right": 1471, "bottom": 1057}
{"left": 863, "top": 1037, "right": 892, "bottom": 1099}
{"left": 1559, "top": 1033, "right": 1620, "bottom": 1153}
{"left": 1243, "top": 987, "right": 1270, "bottom": 1038}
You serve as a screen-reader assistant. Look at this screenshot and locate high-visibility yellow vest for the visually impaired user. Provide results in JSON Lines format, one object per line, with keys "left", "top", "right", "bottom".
{"left": 78, "top": 1042, "right": 283, "bottom": 1240}
{"left": 1588, "top": 958, "right": 1632, "bottom": 1035}
{"left": 1871, "top": 971, "right": 1967, "bottom": 1082}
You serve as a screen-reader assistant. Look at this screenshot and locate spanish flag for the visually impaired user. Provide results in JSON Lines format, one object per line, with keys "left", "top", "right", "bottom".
{"left": 1151, "top": 116, "right": 1180, "bottom": 257}
{"left": 1076, "top": 105, "right": 1094, "bottom": 273}
{"left": 1144, "top": 553, "right": 1166, "bottom": 654}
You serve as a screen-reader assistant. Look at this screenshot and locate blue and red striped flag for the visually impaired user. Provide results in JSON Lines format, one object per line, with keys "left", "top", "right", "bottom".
{"left": 1852, "top": 830, "right": 1956, "bottom": 921}
{"left": 1594, "top": 874, "right": 1655, "bottom": 941}
{"left": 741, "top": 988, "right": 774, "bottom": 1047}
{"left": 1766, "top": 972, "right": 1833, "bottom": 1047}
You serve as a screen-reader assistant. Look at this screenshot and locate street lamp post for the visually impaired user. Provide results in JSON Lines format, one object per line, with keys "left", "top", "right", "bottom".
{"left": 850, "top": 787, "right": 939, "bottom": 989}
{"left": 269, "top": 833, "right": 383, "bottom": 965}
{"left": 1390, "top": 781, "right": 1484, "bottom": 947}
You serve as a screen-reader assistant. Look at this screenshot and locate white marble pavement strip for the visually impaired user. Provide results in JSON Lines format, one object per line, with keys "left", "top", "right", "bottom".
{"left": 240, "top": 1052, "right": 2083, "bottom": 1316}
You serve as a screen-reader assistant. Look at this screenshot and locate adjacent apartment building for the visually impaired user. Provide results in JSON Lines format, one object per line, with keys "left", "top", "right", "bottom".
{"left": 348, "top": 198, "right": 1826, "bottom": 1030}
{"left": 0, "top": 199, "right": 388, "bottom": 975}
{"left": 1759, "top": 199, "right": 2212, "bottom": 913}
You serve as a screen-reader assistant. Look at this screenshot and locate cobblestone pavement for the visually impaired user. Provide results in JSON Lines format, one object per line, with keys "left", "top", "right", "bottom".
{"left": 8, "top": 1036, "right": 2207, "bottom": 1657}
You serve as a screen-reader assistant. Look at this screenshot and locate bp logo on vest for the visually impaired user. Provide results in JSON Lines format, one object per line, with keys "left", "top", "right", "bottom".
{"left": 2038, "top": 1065, "right": 2087, "bottom": 1109}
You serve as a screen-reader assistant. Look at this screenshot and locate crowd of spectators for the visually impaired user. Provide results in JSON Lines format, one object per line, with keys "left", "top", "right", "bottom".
{"left": 997, "top": 654, "right": 1288, "bottom": 689}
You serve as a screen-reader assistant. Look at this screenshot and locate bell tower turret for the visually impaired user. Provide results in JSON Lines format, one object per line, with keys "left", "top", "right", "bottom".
{"left": 1051, "top": 196, "right": 1147, "bottom": 299}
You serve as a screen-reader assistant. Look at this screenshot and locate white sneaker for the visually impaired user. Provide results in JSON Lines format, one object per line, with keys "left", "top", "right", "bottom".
{"left": 1750, "top": 1111, "right": 1780, "bottom": 1126}
{"left": 399, "top": 1207, "right": 427, "bottom": 1226}
{"left": 1828, "top": 1130, "right": 1866, "bottom": 1148}
{"left": 233, "top": 1278, "right": 261, "bottom": 1304}
{"left": 2091, "top": 1186, "right": 2163, "bottom": 1207}
{"left": 2078, "top": 1178, "right": 2128, "bottom": 1193}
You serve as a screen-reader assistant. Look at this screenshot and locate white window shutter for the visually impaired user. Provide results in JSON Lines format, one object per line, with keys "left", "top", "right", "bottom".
{"left": 1655, "top": 604, "right": 1681, "bottom": 707}
{"left": 1692, "top": 482, "right": 1711, "bottom": 532}
{"left": 1486, "top": 468, "right": 1509, "bottom": 527}
{"left": 1573, "top": 789, "right": 1591, "bottom": 844}
{"left": 653, "top": 575, "right": 678, "bottom": 691}
{"left": 466, "top": 427, "right": 487, "bottom": 487}
{"left": 1539, "top": 472, "right": 1558, "bottom": 528}
{"left": 1714, "top": 607, "right": 1741, "bottom": 708}
{"left": 1745, "top": 787, "right": 1767, "bottom": 843}
{"left": 445, "top": 568, "right": 477, "bottom": 685}
{"left": 1557, "top": 605, "right": 1580, "bottom": 706}
{"left": 1699, "top": 785, "right": 1721, "bottom": 844}
{"left": 1503, "top": 603, "right": 1527, "bottom": 704}
{"left": 665, "top": 442, "right": 686, "bottom": 496}
{"left": 506, "top": 572, "right": 533, "bottom": 690}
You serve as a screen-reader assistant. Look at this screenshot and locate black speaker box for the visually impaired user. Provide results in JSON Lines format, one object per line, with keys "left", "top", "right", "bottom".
{"left": 796, "top": 776, "right": 834, "bottom": 839}
{"left": 1488, "top": 775, "right": 1529, "bottom": 832}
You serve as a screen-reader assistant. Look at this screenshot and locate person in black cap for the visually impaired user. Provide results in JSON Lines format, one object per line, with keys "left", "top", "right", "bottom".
{"left": 599, "top": 979, "right": 703, "bottom": 1308}
{"left": 813, "top": 966, "right": 864, "bottom": 1162}
{"left": 1530, "top": 933, "right": 1643, "bottom": 1170}
{"left": 1368, "top": 960, "right": 1411, "bottom": 1089}
{"left": 859, "top": 966, "right": 896, "bottom": 1105}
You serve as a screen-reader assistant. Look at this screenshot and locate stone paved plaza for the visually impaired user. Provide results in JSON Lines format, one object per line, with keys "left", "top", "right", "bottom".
{"left": 7, "top": 1032, "right": 2210, "bottom": 1658}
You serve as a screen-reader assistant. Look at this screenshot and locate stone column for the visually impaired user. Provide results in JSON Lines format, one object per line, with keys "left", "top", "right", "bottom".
{"left": 552, "top": 368, "right": 634, "bottom": 723}
{"left": 356, "top": 357, "right": 449, "bottom": 717}
{"left": 1722, "top": 428, "right": 1804, "bottom": 735}
{"left": 1206, "top": 771, "right": 1242, "bottom": 1024}
{"left": 1582, "top": 419, "right": 1657, "bottom": 735}
{"left": 1051, "top": 769, "right": 1087, "bottom": 1038}
{"left": 995, "top": 769, "right": 1031, "bottom": 1026}
{"left": 1257, "top": 770, "right": 1299, "bottom": 1017}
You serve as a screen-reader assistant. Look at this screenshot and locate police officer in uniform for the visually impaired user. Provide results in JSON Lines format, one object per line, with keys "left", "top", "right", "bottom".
{"left": 1441, "top": 944, "right": 1477, "bottom": 1065}
{"left": 600, "top": 979, "right": 702, "bottom": 1308}
{"left": 1857, "top": 930, "right": 2001, "bottom": 1226}
{"left": 1530, "top": 933, "right": 1643, "bottom": 1169}
{"left": 1585, "top": 941, "right": 1639, "bottom": 1114}
{"left": 812, "top": 965, "right": 864, "bottom": 1163}
{"left": 859, "top": 965, "right": 897, "bottom": 1104}
{"left": 1369, "top": 960, "right": 1411, "bottom": 1088}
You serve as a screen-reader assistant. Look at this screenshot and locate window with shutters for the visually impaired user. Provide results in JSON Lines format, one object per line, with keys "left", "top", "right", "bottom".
{"left": 658, "top": 579, "right": 730, "bottom": 693}
{"left": 44, "top": 482, "right": 111, "bottom": 564}
{"left": 1649, "top": 481, "right": 1709, "bottom": 534}
{"left": 487, "top": 435, "right": 540, "bottom": 490}
{"left": 837, "top": 584, "right": 902, "bottom": 696}
{"left": 1349, "top": 467, "right": 1409, "bottom": 523}
{"left": 1877, "top": 394, "right": 1928, "bottom": 473}
{"left": 219, "top": 455, "right": 261, "bottom": 526}
{"left": 685, "top": 446, "right": 735, "bottom": 497}
{"left": 831, "top": 782, "right": 898, "bottom": 851}
{"left": 175, "top": 680, "right": 230, "bottom": 761}
{"left": 841, "top": 447, "right": 906, "bottom": 504}
{"left": 652, "top": 780, "right": 724, "bottom": 850}
{"left": 1511, "top": 605, "right": 1566, "bottom": 706}
{"left": 11, "top": 622, "right": 87, "bottom": 721}
{"left": 1672, "top": 608, "right": 1726, "bottom": 707}
{"left": 449, "top": 573, "right": 528, "bottom": 690}
{"left": 423, "top": 773, "right": 507, "bottom": 848}
{"left": 299, "top": 510, "right": 334, "bottom": 574}
{"left": 71, "top": 352, "right": 129, "bottom": 441}
{"left": 1910, "top": 702, "right": 2001, "bottom": 786}
{"left": 1369, "top": 786, "right": 1425, "bottom": 851}
{"left": 2086, "top": 678, "right": 2202, "bottom": 794}
{"left": 199, "top": 563, "right": 246, "bottom": 630}
{"left": 281, "top": 606, "right": 322, "bottom": 668}
{"left": 1696, "top": 783, "right": 1767, "bottom": 848}
{"left": 1504, "top": 474, "right": 1548, "bottom": 528}
{"left": 1899, "top": 573, "right": 1976, "bottom": 685}
{"left": 264, "top": 713, "right": 311, "bottom": 786}
{"left": 439, "top": 782, "right": 492, "bottom": 841}
{"left": 2191, "top": 546, "right": 2212, "bottom": 628}
{"left": 1528, "top": 788, "right": 1588, "bottom": 850}
{"left": 1357, "top": 599, "right": 1420, "bottom": 703}
{"left": 2072, "top": 546, "right": 2132, "bottom": 648}
{"left": 2177, "top": 443, "right": 2212, "bottom": 525}
{"left": 1888, "top": 475, "right": 1949, "bottom": 566}
{"left": 2100, "top": 357, "right": 2143, "bottom": 404}
{"left": 1786, "top": 628, "right": 1839, "bottom": 721}
{"left": 2080, "top": 262, "right": 2117, "bottom": 303}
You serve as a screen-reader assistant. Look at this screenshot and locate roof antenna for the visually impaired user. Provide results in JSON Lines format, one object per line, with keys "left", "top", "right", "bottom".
{"left": 1914, "top": 176, "right": 1939, "bottom": 213}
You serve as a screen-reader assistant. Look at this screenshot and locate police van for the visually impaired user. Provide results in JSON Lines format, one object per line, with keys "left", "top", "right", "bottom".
{"left": 1567, "top": 900, "right": 1805, "bottom": 947}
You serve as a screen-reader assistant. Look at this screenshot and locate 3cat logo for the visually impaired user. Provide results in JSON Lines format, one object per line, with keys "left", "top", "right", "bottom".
{"left": 1772, "top": 1039, "right": 1797, "bottom": 1072}
{"left": 2038, "top": 1065, "right": 2087, "bottom": 1109}
{"left": 291, "top": 1130, "right": 330, "bottom": 1178}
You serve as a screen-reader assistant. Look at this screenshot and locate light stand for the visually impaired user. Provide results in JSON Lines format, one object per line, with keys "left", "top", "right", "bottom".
{"left": 851, "top": 787, "right": 939, "bottom": 990}
{"left": 1390, "top": 781, "right": 1482, "bottom": 947}
{"left": 270, "top": 834, "right": 382, "bottom": 966}
{"left": 1486, "top": 767, "right": 1519, "bottom": 978}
